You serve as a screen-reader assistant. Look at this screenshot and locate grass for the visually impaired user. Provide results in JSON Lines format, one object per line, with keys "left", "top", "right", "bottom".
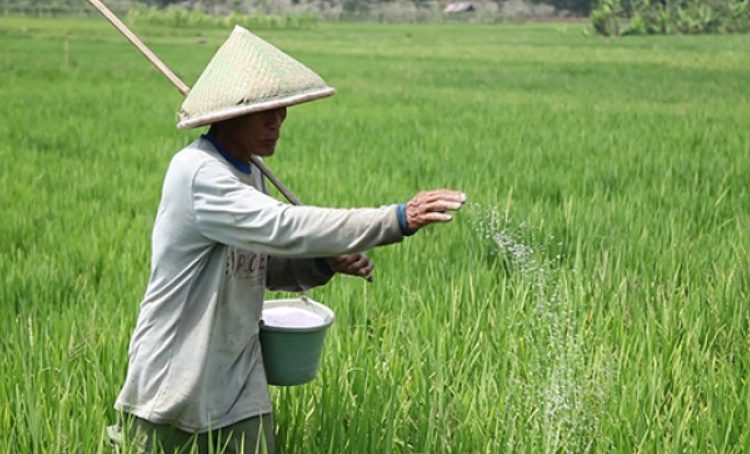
{"left": 1, "top": 15, "right": 749, "bottom": 452}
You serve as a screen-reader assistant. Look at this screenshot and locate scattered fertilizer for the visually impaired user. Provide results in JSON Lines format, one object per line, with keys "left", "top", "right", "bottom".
{"left": 473, "top": 206, "right": 609, "bottom": 450}
{"left": 262, "top": 306, "right": 325, "bottom": 329}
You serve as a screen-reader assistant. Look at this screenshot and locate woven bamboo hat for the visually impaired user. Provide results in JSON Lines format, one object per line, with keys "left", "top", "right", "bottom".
{"left": 177, "top": 26, "right": 334, "bottom": 129}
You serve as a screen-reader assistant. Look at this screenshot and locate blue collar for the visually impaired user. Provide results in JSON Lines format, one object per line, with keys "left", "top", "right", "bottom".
{"left": 201, "top": 133, "right": 252, "bottom": 174}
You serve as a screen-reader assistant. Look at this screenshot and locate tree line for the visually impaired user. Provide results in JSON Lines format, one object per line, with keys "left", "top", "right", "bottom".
{"left": 592, "top": 0, "right": 749, "bottom": 36}
{"left": 0, "top": 0, "right": 600, "bottom": 16}
{"left": 2, "top": 0, "right": 747, "bottom": 32}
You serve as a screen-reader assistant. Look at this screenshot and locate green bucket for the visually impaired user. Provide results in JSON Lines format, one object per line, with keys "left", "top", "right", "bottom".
{"left": 260, "top": 297, "right": 335, "bottom": 386}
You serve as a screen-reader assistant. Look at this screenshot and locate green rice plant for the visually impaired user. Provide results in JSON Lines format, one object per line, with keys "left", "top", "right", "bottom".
{"left": 0, "top": 16, "right": 749, "bottom": 453}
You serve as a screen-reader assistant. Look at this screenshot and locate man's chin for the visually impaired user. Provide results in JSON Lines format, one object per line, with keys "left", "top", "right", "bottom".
{"left": 252, "top": 147, "right": 276, "bottom": 158}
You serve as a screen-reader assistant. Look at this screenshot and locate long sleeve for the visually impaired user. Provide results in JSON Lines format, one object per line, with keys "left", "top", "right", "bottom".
{"left": 191, "top": 159, "right": 403, "bottom": 258}
{"left": 265, "top": 256, "right": 334, "bottom": 292}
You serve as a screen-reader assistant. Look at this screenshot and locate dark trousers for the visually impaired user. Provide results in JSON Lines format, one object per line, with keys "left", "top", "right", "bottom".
{"left": 119, "top": 413, "right": 276, "bottom": 454}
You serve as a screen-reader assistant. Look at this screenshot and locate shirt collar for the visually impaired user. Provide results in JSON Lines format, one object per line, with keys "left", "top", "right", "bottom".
{"left": 201, "top": 133, "right": 252, "bottom": 174}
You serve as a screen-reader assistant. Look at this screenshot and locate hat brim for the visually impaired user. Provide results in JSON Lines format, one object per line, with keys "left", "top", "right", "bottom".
{"left": 177, "top": 86, "right": 335, "bottom": 129}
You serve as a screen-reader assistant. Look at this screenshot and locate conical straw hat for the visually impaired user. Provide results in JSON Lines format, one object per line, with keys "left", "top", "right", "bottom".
{"left": 177, "top": 26, "right": 334, "bottom": 129}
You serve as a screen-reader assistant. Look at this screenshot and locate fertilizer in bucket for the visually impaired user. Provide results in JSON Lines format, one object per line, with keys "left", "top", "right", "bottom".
{"left": 263, "top": 306, "right": 325, "bottom": 329}
{"left": 260, "top": 297, "right": 335, "bottom": 386}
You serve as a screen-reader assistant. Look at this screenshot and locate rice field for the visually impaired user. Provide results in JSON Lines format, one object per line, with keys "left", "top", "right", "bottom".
{"left": 1, "top": 15, "right": 749, "bottom": 453}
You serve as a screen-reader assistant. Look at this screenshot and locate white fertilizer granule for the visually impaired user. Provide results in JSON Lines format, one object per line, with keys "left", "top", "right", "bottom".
{"left": 262, "top": 307, "right": 325, "bottom": 329}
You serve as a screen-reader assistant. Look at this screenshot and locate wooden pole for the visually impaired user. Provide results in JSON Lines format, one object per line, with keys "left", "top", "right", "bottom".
{"left": 86, "top": 0, "right": 303, "bottom": 206}
{"left": 87, "top": 0, "right": 190, "bottom": 96}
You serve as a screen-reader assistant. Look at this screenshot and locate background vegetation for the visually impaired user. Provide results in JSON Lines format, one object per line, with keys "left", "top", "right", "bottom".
{"left": 3, "top": 0, "right": 748, "bottom": 33}
{"left": 0, "top": 0, "right": 597, "bottom": 24}
{"left": 0, "top": 0, "right": 598, "bottom": 16}
{"left": 1, "top": 15, "right": 749, "bottom": 452}
{"left": 592, "top": 0, "right": 750, "bottom": 36}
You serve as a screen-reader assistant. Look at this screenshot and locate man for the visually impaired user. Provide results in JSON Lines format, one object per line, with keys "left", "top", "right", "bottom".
{"left": 112, "top": 26, "right": 465, "bottom": 453}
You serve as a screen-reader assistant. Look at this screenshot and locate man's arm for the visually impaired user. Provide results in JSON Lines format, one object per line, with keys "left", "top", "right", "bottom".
{"left": 192, "top": 160, "right": 403, "bottom": 258}
{"left": 265, "top": 257, "right": 334, "bottom": 292}
{"left": 192, "top": 160, "right": 466, "bottom": 258}
{"left": 266, "top": 251, "right": 378, "bottom": 291}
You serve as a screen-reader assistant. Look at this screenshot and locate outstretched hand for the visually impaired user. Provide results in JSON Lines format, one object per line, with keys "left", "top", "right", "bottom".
{"left": 326, "top": 253, "right": 374, "bottom": 282}
{"left": 324, "top": 189, "right": 465, "bottom": 282}
{"left": 405, "top": 189, "right": 467, "bottom": 233}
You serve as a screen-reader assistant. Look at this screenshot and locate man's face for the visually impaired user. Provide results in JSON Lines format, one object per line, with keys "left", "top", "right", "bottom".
{"left": 226, "top": 107, "right": 288, "bottom": 158}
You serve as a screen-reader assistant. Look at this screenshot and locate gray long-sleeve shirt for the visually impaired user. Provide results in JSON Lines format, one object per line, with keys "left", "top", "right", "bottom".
{"left": 115, "top": 137, "right": 403, "bottom": 432}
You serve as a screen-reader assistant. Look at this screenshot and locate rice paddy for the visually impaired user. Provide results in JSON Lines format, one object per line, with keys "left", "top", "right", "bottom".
{"left": 1, "top": 15, "right": 749, "bottom": 453}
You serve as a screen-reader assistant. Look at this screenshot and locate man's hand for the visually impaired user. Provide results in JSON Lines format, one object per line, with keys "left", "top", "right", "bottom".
{"left": 406, "top": 189, "right": 467, "bottom": 233}
{"left": 326, "top": 253, "right": 374, "bottom": 282}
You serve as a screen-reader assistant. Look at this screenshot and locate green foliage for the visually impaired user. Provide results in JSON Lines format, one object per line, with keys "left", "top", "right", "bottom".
{"left": 619, "top": 0, "right": 670, "bottom": 35}
{"left": 1, "top": 16, "right": 750, "bottom": 452}
{"left": 594, "top": 0, "right": 750, "bottom": 36}
{"left": 591, "top": 0, "right": 621, "bottom": 35}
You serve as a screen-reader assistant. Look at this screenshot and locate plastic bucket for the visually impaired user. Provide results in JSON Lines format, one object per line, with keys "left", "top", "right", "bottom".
{"left": 259, "top": 297, "right": 335, "bottom": 386}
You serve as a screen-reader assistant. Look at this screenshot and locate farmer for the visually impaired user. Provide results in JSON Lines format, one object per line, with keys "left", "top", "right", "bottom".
{"left": 112, "top": 26, "right": 466, "bottom": 453}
